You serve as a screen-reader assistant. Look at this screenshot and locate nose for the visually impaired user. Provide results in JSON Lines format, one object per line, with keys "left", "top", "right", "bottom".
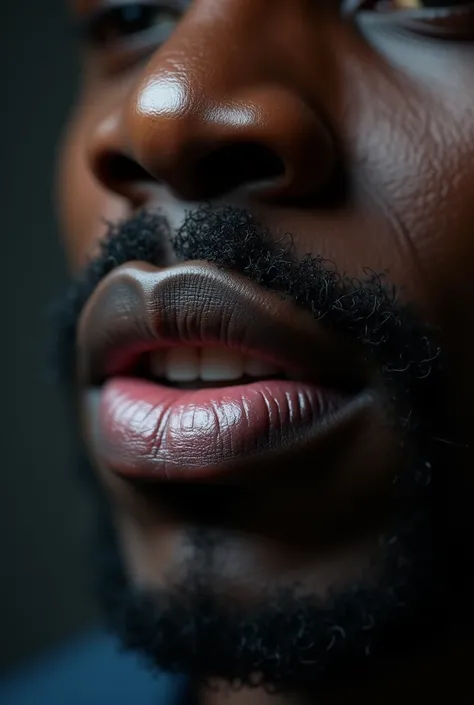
{"left": 88, "top": 2, "right": 336, "bottom": 204}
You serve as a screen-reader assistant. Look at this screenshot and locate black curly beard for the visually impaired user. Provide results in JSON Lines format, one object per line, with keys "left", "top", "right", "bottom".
{"left": 54, "top": 205, "right": 467, "bottom": 697}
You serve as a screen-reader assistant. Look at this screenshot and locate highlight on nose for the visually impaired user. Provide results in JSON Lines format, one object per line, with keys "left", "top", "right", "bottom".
{"left": 137, "top": 76, "right": 188, "bottom": 118}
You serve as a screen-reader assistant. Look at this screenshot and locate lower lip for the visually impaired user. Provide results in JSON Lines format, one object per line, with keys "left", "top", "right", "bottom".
{"left": 84, "top": 376, "right": 358, "bottom": 481}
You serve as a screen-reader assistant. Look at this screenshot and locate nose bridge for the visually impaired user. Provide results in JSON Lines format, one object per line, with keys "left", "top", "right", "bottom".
{"left": 128, "top": 0, "right": 290, "bottom": 141}
{"left": 133, "top": 0, "right": 299, "bottom": 107}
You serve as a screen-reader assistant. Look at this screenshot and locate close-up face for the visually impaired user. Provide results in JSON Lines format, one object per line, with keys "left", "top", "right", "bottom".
{"left": 56, "top": 0, "right": 473, "bottom": 697}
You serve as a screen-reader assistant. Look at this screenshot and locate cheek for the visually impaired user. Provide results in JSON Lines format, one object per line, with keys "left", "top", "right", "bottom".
{"left": 56, "top": 111, "right": 128, "bottom": 273}
{"left": 343, "top": 33, "right": 474, "bottom": 322}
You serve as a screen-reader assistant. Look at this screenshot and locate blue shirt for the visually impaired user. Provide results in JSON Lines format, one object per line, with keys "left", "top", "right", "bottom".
{"left": 0, "top": 630, "right": 190, "bottom": 705}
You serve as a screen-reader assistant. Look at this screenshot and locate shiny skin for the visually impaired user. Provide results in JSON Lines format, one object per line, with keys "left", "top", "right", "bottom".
{"left": 59, "top": 0, "right": 473, "bottom": 683}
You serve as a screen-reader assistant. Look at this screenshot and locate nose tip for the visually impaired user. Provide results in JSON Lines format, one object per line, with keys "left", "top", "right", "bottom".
{"left": 129, "top": 75, "right": 290, "bottom": 199}
{"left": 89, "top": 68, "right": 336, "bottom": 204}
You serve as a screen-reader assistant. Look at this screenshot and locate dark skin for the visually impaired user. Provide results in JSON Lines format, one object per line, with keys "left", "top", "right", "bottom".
{"left": 58, "top": 0, "right": 473, "bottom": 702}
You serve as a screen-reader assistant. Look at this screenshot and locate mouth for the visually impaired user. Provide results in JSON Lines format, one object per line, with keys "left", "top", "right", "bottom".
{"left": 78, "top": 261, "right": 374, "bottom": 482}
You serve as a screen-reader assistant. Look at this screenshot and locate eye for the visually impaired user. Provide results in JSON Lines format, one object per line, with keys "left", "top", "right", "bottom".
{"left": 81, "top": 1, "right": 181, "bottom": 48}
{"left": 379, "top": 0, "right": 470, "bottom": 7}
{"left": 345, "top": 0, "right": 473, "bottom": 11}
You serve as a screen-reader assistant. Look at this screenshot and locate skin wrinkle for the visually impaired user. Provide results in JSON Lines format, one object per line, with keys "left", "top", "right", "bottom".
{"left": 212, "top": 399, "right": 227, "bottom": 458}
{"left": 340, "top": 36, "right": 462, "bottom": 297}
{"left": 152, "top": 400, "right": 172, "bottom": 467}
{"left": 261, "top": 387, "right": 278, "bottom": 448}
{"left": 345, "top": 69, "right": 431, "bottom": 270}
{"left": 55, "top": 0, "right": 474, "bottom": 702}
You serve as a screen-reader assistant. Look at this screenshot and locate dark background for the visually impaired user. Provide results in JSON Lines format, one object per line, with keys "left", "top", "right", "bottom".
{"left": 1, "top": 0, "right": 98, "bottom": 673}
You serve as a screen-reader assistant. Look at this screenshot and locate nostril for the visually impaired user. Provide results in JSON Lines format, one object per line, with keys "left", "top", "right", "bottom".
{"left": 96, "top": 152, "right": 153, "bottom": 189}
{"left": 195, "top": 142, "right": 286, "bottom": 197}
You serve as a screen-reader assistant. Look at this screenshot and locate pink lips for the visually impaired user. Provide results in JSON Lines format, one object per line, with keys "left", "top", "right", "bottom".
{"left": 78, "top": 261, "right": 370, "bottom": 481}
{"left": 94, "top": 376, "right": 341, "bottom": 480}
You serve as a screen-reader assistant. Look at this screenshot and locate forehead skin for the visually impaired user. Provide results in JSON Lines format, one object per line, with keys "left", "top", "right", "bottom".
{"left": 58, "top": 1, "right": 474, "bottom": 431}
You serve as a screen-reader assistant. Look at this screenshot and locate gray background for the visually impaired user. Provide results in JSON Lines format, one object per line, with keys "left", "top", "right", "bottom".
{"left": 1, "top": 0, "right": 97, "bottom": 673}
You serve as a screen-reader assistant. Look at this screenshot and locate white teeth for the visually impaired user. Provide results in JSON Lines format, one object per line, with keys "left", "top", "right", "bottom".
{"left": 149, "top": 347, "right": 282, "bottom": 382}
{"left": 200, "top": 346, "right": 244, "bottom": 381}
{"left": 164, "top": 347, "right": 200, "bottom": 382}
{"left": 244, "top": 355, "right": 280, "bottom": 377}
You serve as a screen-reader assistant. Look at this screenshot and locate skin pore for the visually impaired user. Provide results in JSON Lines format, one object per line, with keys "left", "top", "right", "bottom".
{"left": 57, "top": 0, "right": 474, "bottom": 702}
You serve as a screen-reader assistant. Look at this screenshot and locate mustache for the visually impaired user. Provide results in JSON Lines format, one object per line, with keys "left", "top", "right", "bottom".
{"left": 52, "top": 204, "right": 442, "bottom": 388}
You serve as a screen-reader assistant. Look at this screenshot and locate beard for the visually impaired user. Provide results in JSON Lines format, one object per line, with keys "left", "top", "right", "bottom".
{"left": 53, "top": 205, "right": 466, "bottom": 696}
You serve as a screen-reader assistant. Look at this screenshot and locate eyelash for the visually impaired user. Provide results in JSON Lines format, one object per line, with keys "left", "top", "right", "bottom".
{"left": 81, "top": 2, "right": 181, "bottom": 49}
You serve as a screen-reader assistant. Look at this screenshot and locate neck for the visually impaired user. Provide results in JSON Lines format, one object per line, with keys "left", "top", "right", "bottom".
{"left": 197, "top": 637, "right": 461, "bottom": 705}
{"left": 199, "top": 685, "right": 311, "bottom": 705}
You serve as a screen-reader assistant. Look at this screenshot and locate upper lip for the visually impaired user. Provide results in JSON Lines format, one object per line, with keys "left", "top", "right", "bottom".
{"left": 77, "top": 260, "right": 369, "bottom": 391}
